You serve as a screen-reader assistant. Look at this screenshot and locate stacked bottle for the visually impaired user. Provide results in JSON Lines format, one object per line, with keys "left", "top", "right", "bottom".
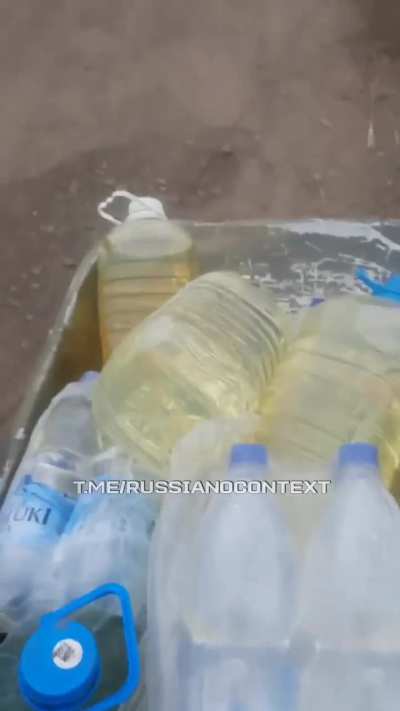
{"left": 97, "top": 193, "right": 199, "bottom": 360}
{"left": 0, "top": 373, "right": 99, "bottom": 711}
{"left": 93, "top": 271, "right": 288, "bottom": 472}
{"left": 147, "top": 444, "right": 298, "bottom": 711}
{"left": 261, "top": 270, "right": 400, "bottom": 488}
{"left": 296, "top": 443, "right": 400, "bottom": 711}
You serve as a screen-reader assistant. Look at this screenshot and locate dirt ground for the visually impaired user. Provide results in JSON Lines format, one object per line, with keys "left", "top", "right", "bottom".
{"left": 1, "top": 0, "right": 400, "bottom": 450}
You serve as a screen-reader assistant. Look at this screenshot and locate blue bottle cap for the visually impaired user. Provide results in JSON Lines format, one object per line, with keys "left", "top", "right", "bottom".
{"left": 19, "top": 620, "right": 101, "bottom": 710}
{"left": 229, "top": 444, "right": 268, "bottom": 469}
{"left": 337, "top": 443, "right": 379, "bottom": 471}
{"left": 19, "top": 584, "right": 140, "bottom": 711}
{"left": 356, "top": 268, "right": 400, "bottom": 303}
{"left": 310, "top": 297, "right": 325, "bottom": 307}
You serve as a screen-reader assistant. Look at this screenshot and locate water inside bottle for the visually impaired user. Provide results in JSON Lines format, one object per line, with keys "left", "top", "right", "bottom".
{"left": 261, "top": 295, "right": 400, "bottom": 490}
{"left": 93, "top": 272, "right": 287, "bottom": 471}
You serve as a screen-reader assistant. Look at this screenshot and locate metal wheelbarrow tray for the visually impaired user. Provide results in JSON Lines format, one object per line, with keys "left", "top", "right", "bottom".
{"left": 3, "top": 218, "right": 400, "bottom": 497}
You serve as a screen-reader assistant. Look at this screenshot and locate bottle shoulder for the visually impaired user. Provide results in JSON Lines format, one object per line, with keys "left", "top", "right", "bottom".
{"left": 100, "top": 219, "right": 193, "bottom": 259}
{"left": 298, "top": 294, "right": 400, "bottom": 357}
{"left": 304, "top": 477, "right": 400, "bottom": 577}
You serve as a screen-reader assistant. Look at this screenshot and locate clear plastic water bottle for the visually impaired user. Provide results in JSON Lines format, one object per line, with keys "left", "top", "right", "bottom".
{"left": 93, "top": 272, "right": 288, "bottom": 471}
{"left": 0, "top": 471, "right": 76, "bottom": 711}
{"left": 0, "top": 372, "right": 99, "bottom": 625}
{"left": 21, "top": 370, "right": 100, "bottom": 487}
{"left": 148, "top": 444, "right": 298, "bottom": 711}
{"left": 97, "top": 192, "right": 199, "bottom": 361}
{"left": 53, "top": 448, "right": 158, "bottom": 634}
{"left": 50, "top": 448, "right": 159, "bottom": 703}
{"left": 0, "top": 373, "right": 100, "bottom": 710}
{"left": 296, "top": 443, "right": 400, "bottom": 711}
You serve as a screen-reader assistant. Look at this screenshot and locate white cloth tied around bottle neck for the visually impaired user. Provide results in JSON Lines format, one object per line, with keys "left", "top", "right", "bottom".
{"left": 97, "top": 190, "right": 166, "bottom": 225}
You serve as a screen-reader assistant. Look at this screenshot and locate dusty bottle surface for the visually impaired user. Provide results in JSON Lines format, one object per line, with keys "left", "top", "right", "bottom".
{"left": 261, "top": 294, "right": 400, "bottom": 490}
{"left": 295, "top": 443, "right": 400, "bottom": 711}
{"left": 98, "top": 195, "right": 198, "bottom": 361}
{"left": 147, "top": 445, "right": 297, "bottom": 711}
{"left": 93, "top": 271, "right": 288, "bottom": 472}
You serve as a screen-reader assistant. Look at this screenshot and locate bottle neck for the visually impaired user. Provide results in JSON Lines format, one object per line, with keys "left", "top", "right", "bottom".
{"left": 127, "top": 196, "right": 167, "bottom": 222}
{"left": 335, "top": 463, "right": 380, "bottom": 484}
{"left": 126, "top": 212, "right": 166, "bottom": 222}
{"left": 228, "top": 464, "right": 268, "bottom": 482}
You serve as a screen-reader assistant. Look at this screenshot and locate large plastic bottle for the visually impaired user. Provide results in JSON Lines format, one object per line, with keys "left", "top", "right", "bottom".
{"left": 52, "top": 447, "right": 158, "bottom": 636}
{"left": 295, "top": 443, "right": 400, "bottom": 711}
{"left": 0, "top": 373, "right": 100, "bottom": 711}
{"left": 261, "top": 271, "right": 400, "bottom": 491}
{"left": 93, "top": 272, "right": 288, "bottom": 471}
{"left": 19, "top": 370, "right": 100, "bottom": 494}
{"left": 0, "top": 372, "right": 99, "bottom": 624}
{"left": 45, "top": 448, "right": 158, "bottom": 705}
{"left": 148, "top": 444, "right": 298, "bottom": 711}
{"left": 97, "top": 192, "right": 198, "bottom": 360}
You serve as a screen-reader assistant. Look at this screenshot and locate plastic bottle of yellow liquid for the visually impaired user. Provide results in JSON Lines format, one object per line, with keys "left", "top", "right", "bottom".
{"left": 93, "top": 271, "right": 288, "bottom": 472}
{"left": 97, "top": 191, "right": 198, "bottom": 360}
{"left": 261, "top": 269, "right": 400, "bottom": 496}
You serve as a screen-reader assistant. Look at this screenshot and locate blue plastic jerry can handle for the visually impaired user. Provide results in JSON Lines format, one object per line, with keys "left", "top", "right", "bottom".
{"left": 19, "top": 583, "right": 140, "bottom": 711}
{"left": 356, "top": 267, "right": 400, "bottom": 303}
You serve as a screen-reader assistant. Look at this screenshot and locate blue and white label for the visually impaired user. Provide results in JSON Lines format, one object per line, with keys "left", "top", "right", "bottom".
{"left": 1, "top": 477, "right": 75, "bottom": 547}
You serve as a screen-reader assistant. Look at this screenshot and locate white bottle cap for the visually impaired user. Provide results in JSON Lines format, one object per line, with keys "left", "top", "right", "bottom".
{"left": 127, "top": 196, "right": 167, "bottom": 221}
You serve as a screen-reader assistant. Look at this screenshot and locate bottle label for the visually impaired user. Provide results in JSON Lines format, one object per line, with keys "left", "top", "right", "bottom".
{"left": 0, "top": 478, "right": 75, "bottom": 547}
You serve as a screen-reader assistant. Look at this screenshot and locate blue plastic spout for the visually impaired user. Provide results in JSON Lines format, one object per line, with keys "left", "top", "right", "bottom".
{"left": 356, "top": 267, "right": 400, "bottom": 303}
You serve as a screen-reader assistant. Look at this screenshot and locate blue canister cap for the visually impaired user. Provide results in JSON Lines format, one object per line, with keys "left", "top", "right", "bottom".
{"left": 356, "top": 268, "right": 400, "bottom": 303}
{"left": 19, "top": 584, "right": 140, "bottom": 711}
{"left": 337, "top": 443, "right": 379, "bottom": 471}
{"left": 19, "top": 620, "right": 100, "bottom": 710}
{"left": 310, "top": 297, "right": 325, "bottom": 307}
{"left": 229, "top": 444, "right": 268, "bottom": 470}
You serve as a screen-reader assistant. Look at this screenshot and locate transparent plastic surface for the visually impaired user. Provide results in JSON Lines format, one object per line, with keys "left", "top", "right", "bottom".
{"left": 98, "top": 218, "right": 199, "bottom": 359}
{"left": 0, "top": 375, "right": 100, "bottom": 710}
{"left": 295, "top": 458, "right": 400, "bottom": 711}
{"left": 21, "top": 375, "right": 100, "bottom": 490}
{"left": 262, "top": 295, "right": 400, "bottom": 486}
{"left": 147, "top": 443, "right": 297, "bottom": 711}
{"left": 51, "top": 448, "right": 159, "bottom": 636}
{"left": 93, "top": 271, "right": 287, "bottom": 472}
